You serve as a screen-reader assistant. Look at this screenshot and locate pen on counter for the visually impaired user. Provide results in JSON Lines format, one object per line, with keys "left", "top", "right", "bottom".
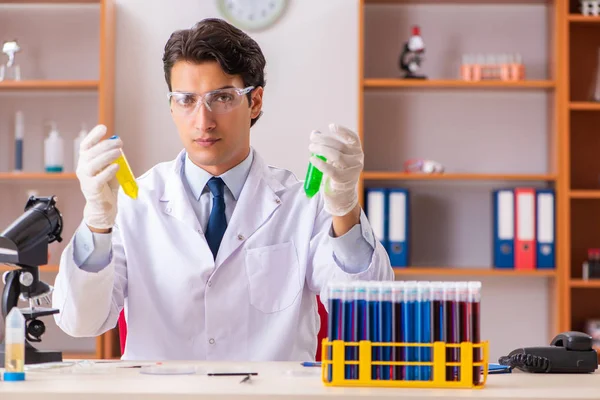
{"left": 300, "top": 362, "right": 321, "bottom": 367}
{"left": 207, "top": 372, "right": 258, "bottom": 376}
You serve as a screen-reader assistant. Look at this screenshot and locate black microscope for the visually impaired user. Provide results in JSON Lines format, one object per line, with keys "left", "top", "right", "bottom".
{"left": 0, "top": 195, "right": 64, "bottom": 366}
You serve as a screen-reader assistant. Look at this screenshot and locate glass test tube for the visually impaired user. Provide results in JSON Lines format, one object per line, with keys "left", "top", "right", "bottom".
{"left": 327, "top": 282, "right": 344, "bottom": 383}
{"left": 304, "top": 155, "right": 326, "bottom": 198}
{"left": 3, "top": 307, "right": 25, "bottom": 381}
{"left": 379, "top": 282, "right": 394, "bottom": 381}
{"left": 443, "top": 282, "right": 459, "bottom": 382}
{"left": 469, "top": 281, "right": 482, "bottom": 385}
{"left": 366, "top": 281, "right": 381, "bottom": 380}
{"left": 110, "top": 135, "right": 138, "bottom": 200}
{"left": 342, "top": 282, "right": 357, "bottom": 380}
{"left": 417, "top": 281, "right": 432, "bottom": 381}
{"left": 391, "top": 281, "right": 405, "bottom": 380}
{"left": 355, "top": 281, "right": 369, "bottom": 380}
{"left": 431, "top": 281, "right": 445, "bottom": 343}
{"left": 403, "top": 281, "right": 418, "bottom": 381}
{"left": 456, "top": 281, "right": 469, "bottom": 382}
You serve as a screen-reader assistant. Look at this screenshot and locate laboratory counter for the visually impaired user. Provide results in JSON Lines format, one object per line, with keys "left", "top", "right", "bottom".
{"left": 1, "top": 360, "right": 599, "bottom": 400}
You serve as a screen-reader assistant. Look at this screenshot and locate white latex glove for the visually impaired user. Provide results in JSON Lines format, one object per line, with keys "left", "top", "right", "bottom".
{"left": 308, "top": 123, "right": 364, "bottom": 216}
{"left": 75, "top": 124, "right": 122, "bottom": 230}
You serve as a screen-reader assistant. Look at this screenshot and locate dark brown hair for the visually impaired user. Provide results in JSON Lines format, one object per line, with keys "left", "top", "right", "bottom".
{"left": 163, "top": 18, "right": 266, "bottom": 126}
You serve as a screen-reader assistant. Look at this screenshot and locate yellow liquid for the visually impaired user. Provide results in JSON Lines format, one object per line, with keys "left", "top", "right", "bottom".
{"left": 113, "top": 152, "right": 138, "bottom": 200}
{"left": 5, "top": 342, "right": 24, "bottom": 373}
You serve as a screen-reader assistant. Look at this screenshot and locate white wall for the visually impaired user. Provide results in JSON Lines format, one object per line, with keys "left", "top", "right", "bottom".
{"left": 114, "top": 0, "right": 359, "bottom": 179}
{"left": 115, "top": 0, "right": 550, "bottom": 363}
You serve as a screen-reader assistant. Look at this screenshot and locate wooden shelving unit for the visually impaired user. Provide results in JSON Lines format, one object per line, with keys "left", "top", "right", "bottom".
{"left": 1, "top": 0, "right": 99, "bottom": 3}
{"left": 570, "top": 190, "right": 600, "bottom": 199}
{"left": 0, "top": 264, "right": 60, "bottom": 273}
{"left": 568, "top": 14, "right": 600, "bottom": 23}
{"left": 364, "top": 78, "right": 556, "bottom": 89}
{"left": 569, "top": 102, "right": 600, "bottom": 110}
{"left": 0, "top": 172, "right": 77, "bottom": 181}
{"left": 363, "top": 172, "right": 557, "bottom": 181}
{"left": 561, "top": 0, "right": 600, "bottom": 338}
{"left": 359, "top": 0, "right": 564, "bottom": 352}
{"left": 0, "top": 80, "right": 98, "bottom": 91}
{"left": 394, "top": 267, "right": 556, "bottom": 277}
{"left": 0, "top": 0, "right": 116, "bottom": 360}
{"left": 570, "top": 279, "right": 600, "bottom": 288}
{"left": 63, "top": 352, "right": 98, "bottom": 360}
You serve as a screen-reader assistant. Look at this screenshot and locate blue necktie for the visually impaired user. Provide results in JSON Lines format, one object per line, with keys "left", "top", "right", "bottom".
{"left": 206, "top": 177, "right": 227, "bottom": 259}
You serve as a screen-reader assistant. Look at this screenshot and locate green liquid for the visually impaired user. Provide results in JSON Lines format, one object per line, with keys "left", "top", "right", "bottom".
{"left": 304, "top": 155, "right": 326, "bottom": 198}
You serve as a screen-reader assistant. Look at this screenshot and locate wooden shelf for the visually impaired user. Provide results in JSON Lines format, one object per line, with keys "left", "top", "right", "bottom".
{"left": 0, "top": 172, "right": 77, "bottom": 181}
{"left": 0, "top": 264, "right": 59, "bottom": 272}
{"left": 568, "top": 15, "right": 600, "bottom": 23}
{"left": 63, "top": 352, "right": 98, "bottom": 360}
{"left": 570, "top": 190, "right": 600, "bottom": 199}
{"left": 394, "top": 267, "right": 556, "bottom": 277}
{"left": 363, "top": 172, "right": 557, "bottom": 181}
{"left": 364, "top": 0, "right": 549, "bottom": 3}
{"left": 0, "top": 80, "right": 98, "bottom": 91}
{"left": 570, "top": 279, "right": 600, "bottom": 288}
{"left": 0, "top": 0, "right": 99, "bottom": 4}
{"left": 570, "top": 102, "right": 600, "bottom": 111}
{"left": 363, "top": 78, "right": 555, "bottom": 89}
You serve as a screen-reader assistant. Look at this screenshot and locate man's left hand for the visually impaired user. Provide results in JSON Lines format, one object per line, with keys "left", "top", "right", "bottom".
{"left": 309, "top": 123, "right": 364, "bottom": 217}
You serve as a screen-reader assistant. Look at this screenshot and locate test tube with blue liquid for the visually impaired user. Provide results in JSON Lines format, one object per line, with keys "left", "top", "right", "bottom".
{"left": 327, "top": 282, "right": 344, "bottom": 383}
{"left": 416, "top": 281, "right": 432, "bottom": 381}
{"left": 342, "top": 282, "right": 357, "bottom": 380}
{"left": 354, "top": 281, "right": 369, "bottom": 380}
{"left": 366, "top": 281, "right": 381, "bottom": 380}
{"left": 391, "top": 281, "right": 405, "bottom": 380}
{"left": 403, "top": 281, "right": 418, "bottom": 381}
{"left": 379, "top": 282, "right": 394, "bottom": 380}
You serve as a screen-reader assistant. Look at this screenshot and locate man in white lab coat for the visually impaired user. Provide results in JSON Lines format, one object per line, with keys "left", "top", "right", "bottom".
{"left": 53, "top": 18, "right": 393, "bottom": 361}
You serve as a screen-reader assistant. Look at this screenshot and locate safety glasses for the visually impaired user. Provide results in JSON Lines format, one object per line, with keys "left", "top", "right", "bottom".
{"left": 168, "top": 86, "right": 255, "bottom": 117}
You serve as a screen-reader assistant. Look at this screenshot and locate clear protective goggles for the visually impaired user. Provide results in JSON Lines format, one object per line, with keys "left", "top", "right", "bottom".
{"left": 167, "top": 86, "right": 254, "bottom": 117}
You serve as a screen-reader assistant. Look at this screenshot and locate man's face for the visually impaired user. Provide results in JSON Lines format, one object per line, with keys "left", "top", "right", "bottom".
{"left": 169, "top": 60, "right": 263, "bottom": 175}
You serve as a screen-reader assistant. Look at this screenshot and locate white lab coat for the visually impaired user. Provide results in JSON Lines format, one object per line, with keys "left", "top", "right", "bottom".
{"left": 53, "top": 150, "right": 393, "bottom": 361}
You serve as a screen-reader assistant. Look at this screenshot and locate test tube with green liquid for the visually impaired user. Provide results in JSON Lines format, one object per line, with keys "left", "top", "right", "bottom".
{"left": 304, "top": 155, "right": 326, "bottom": 198}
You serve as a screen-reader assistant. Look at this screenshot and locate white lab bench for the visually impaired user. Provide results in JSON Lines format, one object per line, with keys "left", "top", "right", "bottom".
{"left": 1, "top": 360, "right": 599, "bottom": 400}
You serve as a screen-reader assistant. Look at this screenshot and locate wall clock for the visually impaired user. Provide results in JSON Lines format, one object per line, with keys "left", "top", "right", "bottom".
{"left": 217, "top": 0, "right": 289, "bottom": 31}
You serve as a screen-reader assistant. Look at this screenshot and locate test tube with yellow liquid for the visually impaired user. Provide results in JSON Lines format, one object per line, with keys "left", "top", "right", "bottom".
{"left": 110, "top": 135, "right": 138, "bottom": 200}
{"left": 3, "top": 307, "right": 25, "bottom": 381}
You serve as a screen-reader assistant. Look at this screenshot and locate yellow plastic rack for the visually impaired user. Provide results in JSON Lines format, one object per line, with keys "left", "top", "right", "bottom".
{"left": 321, "top": 340, "right": 489, "bottom": 389}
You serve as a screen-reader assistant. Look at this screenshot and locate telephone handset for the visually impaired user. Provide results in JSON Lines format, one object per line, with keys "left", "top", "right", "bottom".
{"left": 498, "top": 331, "right": 598, "bottom": 373}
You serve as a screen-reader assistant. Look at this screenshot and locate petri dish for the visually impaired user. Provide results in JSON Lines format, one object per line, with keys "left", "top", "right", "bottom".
{"left": 139, "top": 365, "right": 198, "bottom": 375}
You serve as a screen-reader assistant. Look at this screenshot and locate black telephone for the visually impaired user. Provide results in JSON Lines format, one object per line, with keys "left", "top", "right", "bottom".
{"left": 498, "top": 331, "right": 598, "bottom": 373}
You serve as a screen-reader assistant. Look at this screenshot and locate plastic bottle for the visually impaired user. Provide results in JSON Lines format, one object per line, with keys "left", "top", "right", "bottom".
{"left": 44, "top": 122, "right": 64, "bottom": 173}
{"left": 14, "top": 111, "right": 23, "bottom": 172}
{"left": 3, "top": 307, "right": 25, "bottom": 381}
{"left": 73, "top": 124, "right": 87, "bottom": 170}
{"left": 110, "top": 135, "right": 138, "bottom": 199}
{"left": 304, "top": 155, "right": 326, "bottom": 198}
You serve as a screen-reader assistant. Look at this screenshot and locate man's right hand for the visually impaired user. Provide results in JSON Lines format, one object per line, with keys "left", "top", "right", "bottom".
{"left": 76, "top": 124, "right": 122, "bottom": 232}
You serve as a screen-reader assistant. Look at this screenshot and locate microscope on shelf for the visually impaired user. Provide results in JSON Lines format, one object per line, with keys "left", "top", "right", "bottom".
{"left": 399, "top": 25, "right": 427, "bottom": 79}
{"left": 0, "top": 196, "right": 64, "bottom": 366}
